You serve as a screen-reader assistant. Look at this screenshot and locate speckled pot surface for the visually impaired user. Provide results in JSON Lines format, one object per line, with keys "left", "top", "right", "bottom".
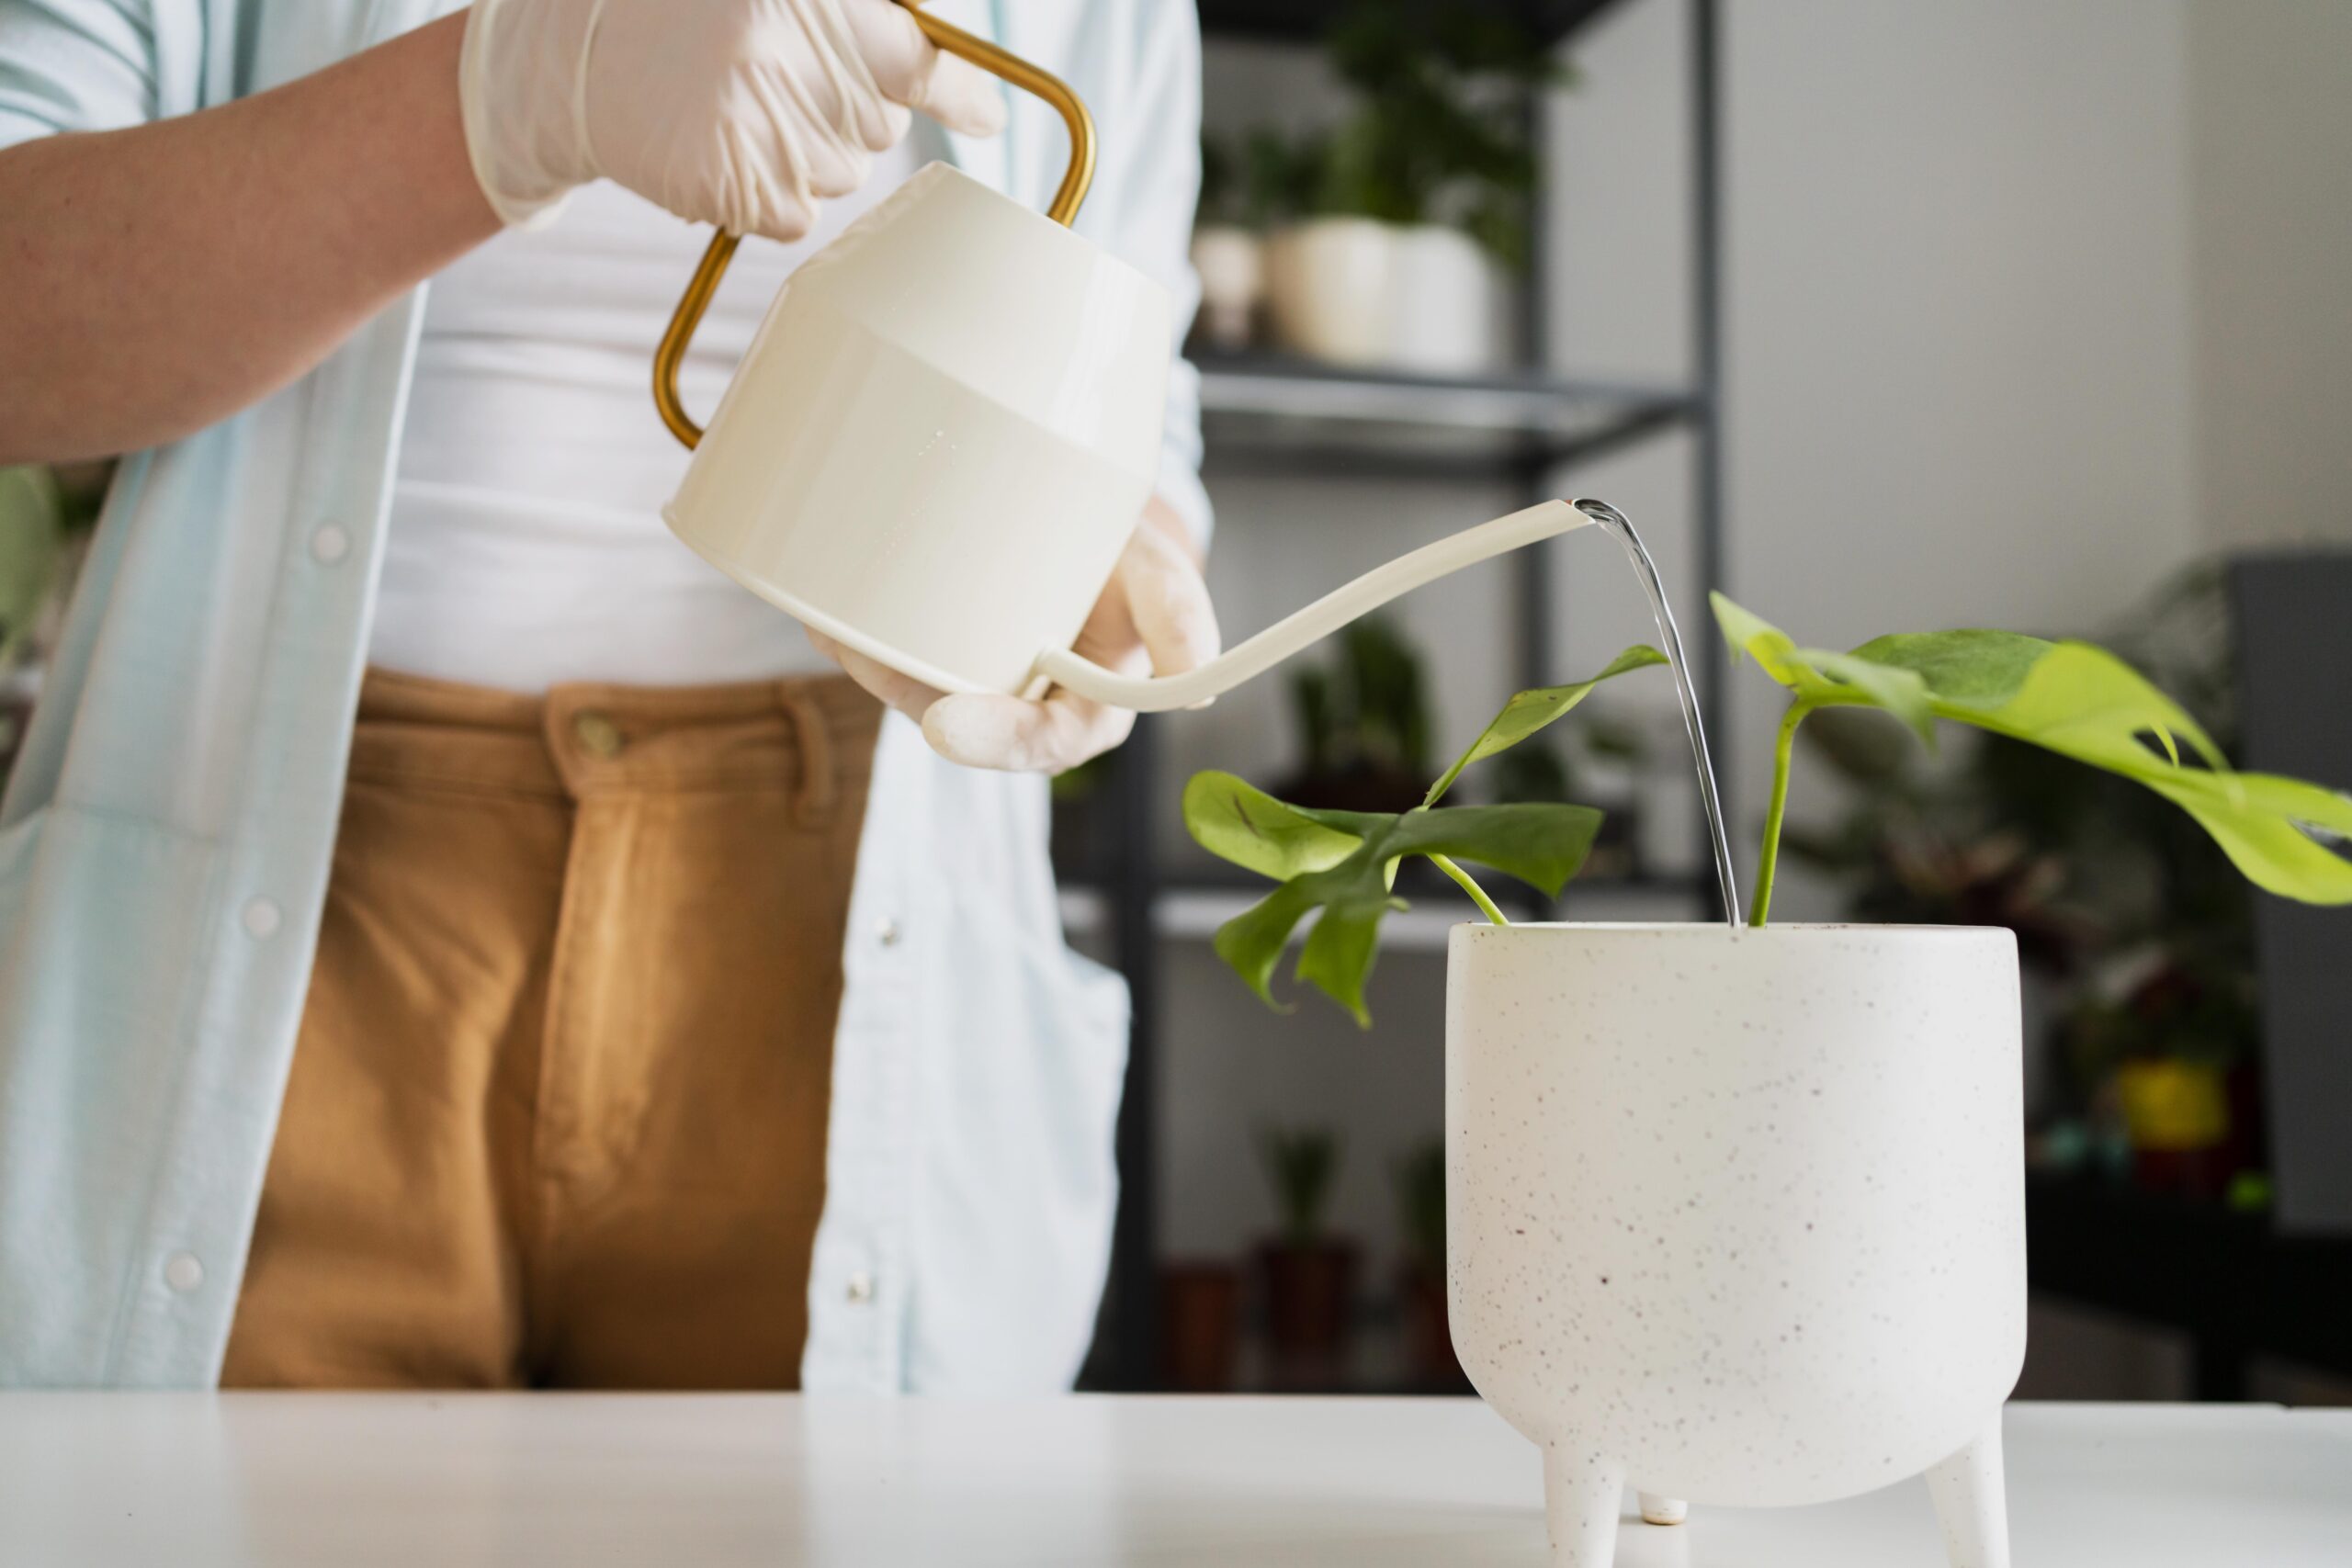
{"left": 1446, "top": 924, "right": 2024, "bottom": 1565}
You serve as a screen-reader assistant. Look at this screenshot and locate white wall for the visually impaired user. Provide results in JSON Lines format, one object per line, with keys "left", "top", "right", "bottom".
{"left": 2185, "top": 0, "right": 2352, "bottom": 550}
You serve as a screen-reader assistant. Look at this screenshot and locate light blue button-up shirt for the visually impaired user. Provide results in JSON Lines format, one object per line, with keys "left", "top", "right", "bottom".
{"left": 0, "top": 0, "right": 1204, "bottom": 1389}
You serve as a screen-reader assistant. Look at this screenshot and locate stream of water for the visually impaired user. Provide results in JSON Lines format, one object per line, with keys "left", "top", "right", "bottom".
{"left": 1570, "top": 499, "right": 1742, "bottom": 927}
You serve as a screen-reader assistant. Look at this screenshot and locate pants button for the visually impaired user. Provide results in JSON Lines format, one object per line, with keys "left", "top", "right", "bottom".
{"left": 573, "top": 712, "right": 625, "bottom": 758}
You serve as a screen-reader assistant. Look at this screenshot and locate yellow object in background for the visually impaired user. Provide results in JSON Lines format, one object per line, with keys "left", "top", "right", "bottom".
{"left": 2114, "top": 1059, "right": 2230, "bottom": 1152}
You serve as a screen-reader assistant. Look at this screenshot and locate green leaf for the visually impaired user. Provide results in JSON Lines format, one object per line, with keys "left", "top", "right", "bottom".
{"left": 1895, "top": 637, "right": 2228, "bottom": 773}
{"left": 1710, "top": 593, "right": 1934, "bottom": 741}
{"left": 1294, "top": 886, "right": 1399, "bottom": 1028}
{"left": 1939, "top": 641, "right": 2352, "bottom": 904}
{"left": 1383, "top": 802, "right": 1603, "bottom": 896}
{"left": 1798, "top": 649, "right": 1936, "bottom": 746}
{"left": 1189, "top": 649, "right": 1641, "bottom": 1023}
{"left": 1424, "top": 644, "right": 1668, "bottom": 805}
{"left": 1204, "top": 797, "right": 1605, "bottom": 1026}
{"left": 1717, "top": 594, "right": 2352, "bottom": 909}
{"left": 1210, "top": 878, "right": 1321, "bottom": 1011}
{"left": 1712, "top": 592, "right": 1807, "bottom": 684}
{"left": 1849, "top": 629, "right": 2049, "bottom": 709}
{"left": 1183, "top": 771, "right": 1364, "bottom": 882}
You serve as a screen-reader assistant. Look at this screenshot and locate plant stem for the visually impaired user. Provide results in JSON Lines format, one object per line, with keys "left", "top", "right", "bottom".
{"left": 1747, "top": 701, "right": 1815, "bottom": 928}
{"left": 1431, "top": 854, "right": 1510, "bottom": 926}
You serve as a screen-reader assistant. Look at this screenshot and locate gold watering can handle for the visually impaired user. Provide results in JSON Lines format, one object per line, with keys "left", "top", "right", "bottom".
{"left": 653, "top": 3, "right": 1099, "bottom": 448}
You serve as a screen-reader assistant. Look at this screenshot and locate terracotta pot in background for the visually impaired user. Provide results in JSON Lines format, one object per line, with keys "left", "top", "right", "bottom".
{"left": 1159, "top": 1260, "right": 1242, "bottom": 1393}
{"left": 1256, "top": 1238, "right": 1357, "bottom": 1384}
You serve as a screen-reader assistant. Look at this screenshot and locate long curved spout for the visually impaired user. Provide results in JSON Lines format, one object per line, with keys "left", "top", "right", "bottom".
{"left": 1033, "top": 499, "right": 1595, "bottom": 713}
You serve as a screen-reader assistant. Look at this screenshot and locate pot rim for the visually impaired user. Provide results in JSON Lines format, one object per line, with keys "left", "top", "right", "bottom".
{"left": 1450, "top": 920, "right": 2017, "bottom": 941}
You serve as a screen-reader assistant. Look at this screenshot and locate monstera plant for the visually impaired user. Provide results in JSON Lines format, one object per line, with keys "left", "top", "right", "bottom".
{"left": 1184, "top": 602, "right": 2352, "bottom": 1023}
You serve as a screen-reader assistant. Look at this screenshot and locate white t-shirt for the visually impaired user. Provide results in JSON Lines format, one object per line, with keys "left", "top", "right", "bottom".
{"left": 371, "top": 147, "right": 922, "bottom": 692}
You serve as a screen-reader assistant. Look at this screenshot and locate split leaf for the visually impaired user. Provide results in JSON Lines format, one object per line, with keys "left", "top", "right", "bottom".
{"left": 1184, "top": 646, "right": 1662, "bottom": 1024}
{"left": 1201, "top": 802, "right": 1605, "bottom": 1025}
{"left": 1714, "top": 593, "right": 1935, "bottom": 743}
{"left": 1713, "top": 593, "right": 2352, "bottom": 917}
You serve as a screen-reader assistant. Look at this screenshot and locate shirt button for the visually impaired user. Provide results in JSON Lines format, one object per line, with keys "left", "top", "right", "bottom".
{"left": 163, "top": 1252, "right": 205, "bottom": 1293}
{"left": 845, "top": 1271, "right": 876, "bottom": 1304}
{"left": 242, "top": 897, "right": 281, "bottom": 939}
{"left": 573, "top": 712, "right": 625, "bottom": 758}
{"left": 876, "top": 917, "right": 901, "bottom": 948}
{"left": 309, "top": 525, "right": 351, "bottom": 565}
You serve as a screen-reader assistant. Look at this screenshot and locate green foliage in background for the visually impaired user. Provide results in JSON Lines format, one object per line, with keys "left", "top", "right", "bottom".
{"left": 1206, "top": 1, "right": 1572, "bottom": 265}
{"left": 1200, "top": 127, "right": 1320, "bottom": 231}
{"left": 1289, "top": 615, "right": 1431, "bottom": 784}
{"left": 1187, "top": 646, "right": 1664, "bottom": 1023}
{"left": 0, "top": 467, "right": 65, "bottom": 671}
{"left": 1714, "top": 592, "right": 2352, "bottom": 927}
{"left": 1260, "top": 1126, "right": 1343, "bottom": 1247}
{"left": 1317, "top": 0, "right": 1573, "bottom": 267}
{"left": 1393, "top": 1139, "right": 1446, "bottom": 1273}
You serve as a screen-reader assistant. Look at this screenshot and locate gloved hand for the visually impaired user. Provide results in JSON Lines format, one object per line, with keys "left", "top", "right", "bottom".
{"left": 458, "top": 0, "right": 1006, "bottom": 237}
{"left": 808, "top": 504, "right": 1222, "bottom": 774}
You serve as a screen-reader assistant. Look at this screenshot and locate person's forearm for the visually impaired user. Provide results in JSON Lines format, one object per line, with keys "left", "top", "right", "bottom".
{"left": 0, "top": 13, "right": 500, "bottom": 464}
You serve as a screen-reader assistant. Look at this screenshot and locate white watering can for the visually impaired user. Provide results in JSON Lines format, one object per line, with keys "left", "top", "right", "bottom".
{"left": 655, "top": 3, "right": 1596, "bottom": 712}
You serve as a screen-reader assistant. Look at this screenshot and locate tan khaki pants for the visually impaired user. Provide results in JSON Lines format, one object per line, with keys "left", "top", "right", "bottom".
{"left": 220, "top": 668, "right": 880, "bottom": 1389}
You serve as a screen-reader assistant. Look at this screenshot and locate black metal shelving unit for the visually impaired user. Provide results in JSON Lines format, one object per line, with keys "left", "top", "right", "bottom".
{"left": 1081, "top": 0, "right": 1727, "bottom": 1391}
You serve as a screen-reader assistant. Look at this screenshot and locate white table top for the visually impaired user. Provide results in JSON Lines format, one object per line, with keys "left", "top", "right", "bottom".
{"left": 3, "top": 1394, "right": 2346, "bottom": 1566}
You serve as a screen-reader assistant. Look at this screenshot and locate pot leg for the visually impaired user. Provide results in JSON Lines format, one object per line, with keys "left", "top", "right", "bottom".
{"left": 1636, "top": 1493, "right": 1687, "bottom": 1526}
{"left": 1925, "top": 1421, "right": 2011, "bottom": 1568}
{"left": 1543, "top": 1444, "right": 1626, "bottom": 1567}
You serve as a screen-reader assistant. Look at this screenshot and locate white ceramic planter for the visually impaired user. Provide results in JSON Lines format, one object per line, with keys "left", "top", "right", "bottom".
{"left": 1447, "top": 923, "right": 2025, "bottom": 1568}
{"left": 1264, "top": 218, "right": 1508, "bottom": 372}
{"left": 1264, "top": 217, "right": 1395, "bottom": 367}
{"left": 1189, "top": 225, "right": 1266, "bottom": 352}
{"left": 1384, "top": 223, "right": 1508, "bottom": 374}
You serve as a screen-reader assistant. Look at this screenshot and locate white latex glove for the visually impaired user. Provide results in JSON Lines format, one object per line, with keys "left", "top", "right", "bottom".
{"left": 808, "top": 507, "right": 1222, "bottom": 774}
{"left": 458, "top": 0, "right": 1006, "bottom": 237}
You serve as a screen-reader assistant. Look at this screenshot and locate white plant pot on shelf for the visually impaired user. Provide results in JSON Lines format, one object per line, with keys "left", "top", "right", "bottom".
{"left": 1189, "top": 225, "right": 1266, "bottom": 352}
{"left": 1447, "top": 923, "right": 2024, "bottom": 1568}
{"left": 1384, "top": 223, "right": 1509, "bottom": 374}
{"left": 1265, "top": 218, "right": 1510, "bottom": 372}
{"left": 1265, "top": 217, "right": 1395, "bottom": 367}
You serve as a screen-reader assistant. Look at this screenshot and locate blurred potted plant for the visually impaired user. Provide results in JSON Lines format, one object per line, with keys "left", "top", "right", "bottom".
{"left": 0, "top": 462, "right": 107, "bottom": 783}
{"left": 1191, "top": 130, "right": 1300, "bottom": 353}
{"left": 1276, "top": 614, "right": 1431, "bottom": 817}
{"left": 1263, "top": 1, "right": 1569, "bottom": 371}
{"left": 2064, "top": 956, "right": 2256, "bottom": 1201}
{"left": 1393, "top": 1138, "right": 1465, "bottom": 1389}
{"left": 1159, "top": 1258, "right": 1242, "bottom": 1393}
{"left": 1256, "top": 1125, "right": 1354, "bottom": 1382}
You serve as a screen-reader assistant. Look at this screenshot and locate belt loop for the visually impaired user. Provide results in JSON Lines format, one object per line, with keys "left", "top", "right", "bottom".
{"left": 780, "top": 686, "right": 837, "bottom": 829}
